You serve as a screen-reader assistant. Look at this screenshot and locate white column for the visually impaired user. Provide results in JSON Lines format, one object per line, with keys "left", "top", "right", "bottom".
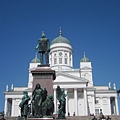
{"left": 54, "top": 89, "right": 57, "bottom": 114}
{"left": 115, "top": 97, "right": 119, "bottom": 115}
{"left": 99, "top": 97, "right": 103, "bottom": 111}
{"left": 84, "top": 88, "right": 88, "bottom": 116}
{"left": 108, "top": 97, "right": 111, "bottom": 115}
{"left": 4, "top": 98, "right": 8, "bottom": 116}
{"left": 11, "top": 98, "right": 15, "bottom": 116}
{"left": 92, "top": 95, "right": 95, "bottom": 115}
{"left": 65, "top": 89, "right": 68, "bottom": 116}
{"left": 74, "top": 88, "right": 78, "bottom": 116}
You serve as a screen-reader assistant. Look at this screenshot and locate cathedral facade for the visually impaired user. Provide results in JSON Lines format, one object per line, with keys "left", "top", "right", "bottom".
{"left": 4, "top": 29, "right": 119, "bottom": 117}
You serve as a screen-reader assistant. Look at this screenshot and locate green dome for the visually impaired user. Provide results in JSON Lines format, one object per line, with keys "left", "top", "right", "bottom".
{"left": 80, "top": 57, "right": 90, "bottom": 62}
{"left": 51, "top": 35, "right": 70, "bottom": 45}
{"left": 80, "top": 52, "right": 90, "bottom": 62}
{"left": 31, "top": 54, "right": 40, "bottom": 63}
{"left": 51, "top": 28, "right": 71, "bottom": 45}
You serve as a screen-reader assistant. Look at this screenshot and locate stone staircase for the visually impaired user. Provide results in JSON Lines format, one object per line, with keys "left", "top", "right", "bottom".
{"left": 66, "top": 115, "right": 120, "bottom": 120}
{"left": 4, "top": 115, "right": 120, "bottom": 120}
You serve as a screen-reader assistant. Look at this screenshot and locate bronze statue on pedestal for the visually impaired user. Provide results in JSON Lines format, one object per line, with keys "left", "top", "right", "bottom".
{"left": 35, "top": 32, "right": 50, "bottom": 65}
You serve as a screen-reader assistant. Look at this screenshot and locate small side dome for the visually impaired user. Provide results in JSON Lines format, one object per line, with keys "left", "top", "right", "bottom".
{"left": 31, "top": 53, "right": 40, "bottom": 63}
{"left": 80, "top": 52, "right": 90, "bottom": 62}
{"left": 51, "top": 28, "right": 71, "bottom": 45}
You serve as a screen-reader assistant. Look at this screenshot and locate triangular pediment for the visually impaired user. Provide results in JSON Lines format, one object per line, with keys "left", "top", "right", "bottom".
{"left": 54, "top": 71, "right": 88, "bottom": 83}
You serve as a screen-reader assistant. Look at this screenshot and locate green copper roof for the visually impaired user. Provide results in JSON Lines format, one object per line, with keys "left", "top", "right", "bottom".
{"left": 80, "top": 52, "right": 90, "bottom": 62}
{"left": 31, "top": 54, "right": 40, "bottom": 63}
{"left": 51, "top": 28, "right": 71, "bottom": 45}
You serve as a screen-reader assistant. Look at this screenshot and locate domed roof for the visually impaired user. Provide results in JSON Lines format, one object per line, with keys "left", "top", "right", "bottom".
{"left": 51, "top": 28, "right": 71, "bottom": 45}
{"left": 31, "top": 54, "right": 40, "bottom": 63}
{"left": 80, "top": 52, "right": 90, "bottom": 62}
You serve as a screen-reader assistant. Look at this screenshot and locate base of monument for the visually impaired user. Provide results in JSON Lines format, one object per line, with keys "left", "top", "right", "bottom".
{"left": 27, "top": 115, "right": 54, "bottom": 120}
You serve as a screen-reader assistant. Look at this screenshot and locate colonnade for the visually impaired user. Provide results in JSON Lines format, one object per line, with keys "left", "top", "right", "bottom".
{"left": 4, "top": 89, "right": 119, "bottom": 116}
{"left": 53, "top": 88, "right": 119, "bottom": 116}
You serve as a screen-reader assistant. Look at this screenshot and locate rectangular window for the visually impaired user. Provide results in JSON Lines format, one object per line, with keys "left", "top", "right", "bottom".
{"left": 95, "top": 109, "right": 99, "bottom": 116}
{"left": 54, "top": 58, "right": 57, "bottom": 64}
{"left": 95, "top": 97, "right": 99, "bottom": 104}
{"left": 69, "top": 58, "right": 71, "bottom": 65}
{"left": 50, "top": 55, "right": 52, "bottom": 65}
{"left": 65, "top": 58, "right": 67, "bottom": 64}
{"left": 59, "top": 58, "right": 62, "bottom": 64}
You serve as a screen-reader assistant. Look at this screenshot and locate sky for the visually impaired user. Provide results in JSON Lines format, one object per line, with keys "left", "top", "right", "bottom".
{"left": 0, "top": 0, "right": 120, "bottom": 112}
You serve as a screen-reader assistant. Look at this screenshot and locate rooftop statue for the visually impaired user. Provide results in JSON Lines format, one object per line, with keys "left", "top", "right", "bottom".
{"left": 56, "top": 85, "right": 67, "bottom": 119}
{"left": 35, "top": 32, "right": 50, "bottom": 65}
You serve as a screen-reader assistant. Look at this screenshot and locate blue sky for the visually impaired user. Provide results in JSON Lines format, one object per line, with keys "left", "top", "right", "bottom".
{"left": 0, "top": 0, "right": 120, "bottom": 111}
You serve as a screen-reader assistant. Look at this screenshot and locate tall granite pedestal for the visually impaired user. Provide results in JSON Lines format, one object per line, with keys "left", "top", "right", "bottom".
{"left": 27, "top": 65, "right": 56, "bottom": 120}
{"left": 31, "top": 65, "right": 56, "bottom": 96}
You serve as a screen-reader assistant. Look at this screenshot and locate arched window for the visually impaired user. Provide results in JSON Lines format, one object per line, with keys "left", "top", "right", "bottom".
{"left": 54, "top": 53, "right": 56, "bottom": 56}
{"left": 50, "top": 53, "right": 52, "bottom": 65}
{"left": 54, "top": 53, "right": 57, "bottom": 64}
{"left": 64, "top": 53, "right": 68, "bottom": 64}
{"left": 69, "top": 58, "right": 71, "bottom": 65}
{"left": 50, "top": 58, "right": 52, "bottom": 65}
{"left": 59, "top": 57, "right": 62, "bottom": 64}
{"left": 65, "top": 58, "right": 67, "bottom": 64}
{"left": 69, "top": 52, "right": 71, "bottom": 65}
{"left": 54, "top": 58, "right": 57, "bottom": 64}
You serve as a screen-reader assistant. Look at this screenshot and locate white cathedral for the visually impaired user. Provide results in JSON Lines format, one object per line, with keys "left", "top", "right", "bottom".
{"left": 4, "top": 29, "right": 119, "bottom": 117}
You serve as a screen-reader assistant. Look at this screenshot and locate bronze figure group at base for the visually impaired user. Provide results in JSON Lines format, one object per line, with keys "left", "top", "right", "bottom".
{"left": 18, "top": 83, "right": 54, "bottom": 120}
{"left": 18, "top": 84, "right": 67, "bottom": 120}
{"left": 30, "top": 83, "right": 54, "bottom": 118}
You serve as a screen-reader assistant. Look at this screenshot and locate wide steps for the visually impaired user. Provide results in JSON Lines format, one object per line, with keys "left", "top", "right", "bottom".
{"left": 66, "top": 116, "right": 120, "bottom": 120}
{"left": 5, "top": 115, "right": 120, "bottom": 120}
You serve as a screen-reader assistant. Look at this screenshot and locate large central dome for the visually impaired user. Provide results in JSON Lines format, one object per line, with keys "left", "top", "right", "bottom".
{"left": 50, "top": 28, "right": 73, "bottom": 70}
{"left": 51, "top": 28, "right": 71, "bottom": 45}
